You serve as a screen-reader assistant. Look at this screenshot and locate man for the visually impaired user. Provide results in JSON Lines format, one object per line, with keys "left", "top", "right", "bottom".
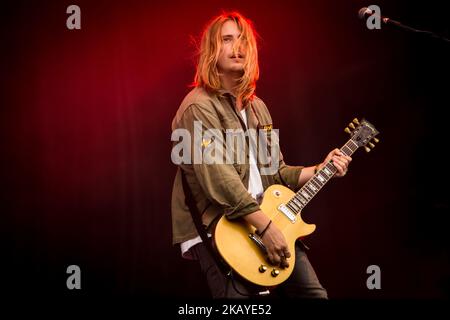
{"left": 171, "top": 12, "right": 351, "bottom": 298}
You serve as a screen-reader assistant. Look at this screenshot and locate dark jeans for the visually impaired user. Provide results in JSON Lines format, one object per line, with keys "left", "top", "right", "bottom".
{"left": 190, "top": 240, "right": 328, "bottom": 299}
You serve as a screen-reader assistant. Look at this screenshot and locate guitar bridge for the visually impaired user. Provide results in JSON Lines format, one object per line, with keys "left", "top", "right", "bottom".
{"left": 248, "top": 233, "right": 267, "bottom": 254}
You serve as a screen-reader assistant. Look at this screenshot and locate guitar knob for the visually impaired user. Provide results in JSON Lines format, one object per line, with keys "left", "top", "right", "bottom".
{"left": 344, "top": 127, "right": 351, "bottom": 134}
{"left": 259, "top": 265, "right": 267, "bottom": 273}
{"left": 271, "top": 269, "right": 280, "bottom": 277}
{"left": 349, "top": 123, "right": 355, "bottom": 129}
{"left": 373, "top": 138, "right": 379, "bottom": 143}
{"left": 369, "top": 142, "right": 375, "bottom": 148}
{"left": 353, "top": 118, "right": 360, "bottom": 125}
{"left": 364, "top": 146, "right": 371, "bottom": 152}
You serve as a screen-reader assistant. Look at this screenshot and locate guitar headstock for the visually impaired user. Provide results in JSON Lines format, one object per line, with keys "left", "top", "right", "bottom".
{"left": 345, "top": 118, "right": 380, "bottom": 152}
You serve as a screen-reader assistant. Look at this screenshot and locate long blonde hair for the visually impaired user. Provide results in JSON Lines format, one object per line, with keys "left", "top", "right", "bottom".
{"left": 194, "top": 12, "right": 260, "bottom": 106}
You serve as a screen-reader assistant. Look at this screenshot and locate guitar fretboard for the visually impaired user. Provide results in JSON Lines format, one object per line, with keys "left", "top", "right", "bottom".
{"left": 285, "top": 139, "right": 359, "bottom": 214}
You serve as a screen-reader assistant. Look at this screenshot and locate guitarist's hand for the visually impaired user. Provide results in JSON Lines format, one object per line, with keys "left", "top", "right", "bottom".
{"left": 243, "top": 210, "right": 290, "bottom": 268}
{"left": 319, "top": 148, "right": 352, "bottom": 178}
{"left": 298, "top": 149, "right": 352, "bottom": 186}
{"left": 260, "top": 223, "right": 291, "bottom": 268}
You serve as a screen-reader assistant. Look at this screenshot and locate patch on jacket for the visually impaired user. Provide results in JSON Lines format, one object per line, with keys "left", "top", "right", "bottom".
{"left": 259, "top": 124, "right": 273, "bottom": 131}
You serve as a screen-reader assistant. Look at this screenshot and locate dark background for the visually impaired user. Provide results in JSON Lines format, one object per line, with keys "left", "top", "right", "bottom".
{"left": 1, "top": 0, "right": 449, "bottom": 300}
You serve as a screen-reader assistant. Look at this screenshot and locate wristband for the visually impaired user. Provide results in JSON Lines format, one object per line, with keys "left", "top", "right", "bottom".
{"left": 256, "top": 220, "right": 272, "bottom": 238}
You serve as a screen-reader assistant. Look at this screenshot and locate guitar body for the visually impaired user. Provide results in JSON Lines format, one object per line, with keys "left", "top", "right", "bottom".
{"left": 214, "top": 184, "right": 316, "bottom": 287}
{"left": 214, "top": 118, "right": 379, "bottom": 287}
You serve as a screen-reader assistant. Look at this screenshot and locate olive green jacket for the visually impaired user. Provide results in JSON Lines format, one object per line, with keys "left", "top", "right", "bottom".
{"left": 171, "top": 87, "right": 303, "bottom": 245}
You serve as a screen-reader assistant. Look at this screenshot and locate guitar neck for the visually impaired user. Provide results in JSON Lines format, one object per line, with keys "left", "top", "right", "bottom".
{"left": 285, "top": 139, "right": 359, "bottom": 214}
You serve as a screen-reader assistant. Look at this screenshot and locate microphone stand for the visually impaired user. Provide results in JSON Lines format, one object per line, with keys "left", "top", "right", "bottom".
{"left": 360, "top": 7, "right": 450, "bottom": 44}
{"left": 383, "top": 18, "right": 450, "bottom": 44}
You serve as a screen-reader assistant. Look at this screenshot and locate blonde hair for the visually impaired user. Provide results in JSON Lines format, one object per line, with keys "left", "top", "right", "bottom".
{"left": 194, "top": 12, "right": 260, "bottom": 106}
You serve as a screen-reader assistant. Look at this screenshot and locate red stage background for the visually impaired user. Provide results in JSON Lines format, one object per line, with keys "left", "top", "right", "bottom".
{"left": 1, "top": 0, "right": 449, "bottom": 299}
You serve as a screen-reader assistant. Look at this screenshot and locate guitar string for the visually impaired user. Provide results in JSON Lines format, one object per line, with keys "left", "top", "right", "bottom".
{"left": 286, "top": 139, "right": 359, "bottom": 215}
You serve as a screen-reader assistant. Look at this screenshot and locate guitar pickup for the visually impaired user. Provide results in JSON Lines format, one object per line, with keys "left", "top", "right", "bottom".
{"left": 278, "top": 204, "right": 297, "bottom": 223}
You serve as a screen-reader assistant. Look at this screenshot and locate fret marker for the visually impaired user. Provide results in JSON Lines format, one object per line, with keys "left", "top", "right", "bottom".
{"left": 301, "top": 191, "right": 310, "bottom": 199}
{"left": 296, "top": 195, "right": 306, "bottom": 204}
{"left": 317, "top": 174, "right": 325, "bottom": 182}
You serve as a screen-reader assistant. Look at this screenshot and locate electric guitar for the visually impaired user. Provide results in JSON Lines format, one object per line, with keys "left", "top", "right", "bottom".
{"left": 214, "top": 118, "right": 379, "bottom": 287}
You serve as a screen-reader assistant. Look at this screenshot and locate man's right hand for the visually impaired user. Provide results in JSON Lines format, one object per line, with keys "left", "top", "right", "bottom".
{"left": 243, "top": 210, "right": 291, "bottom": 268}
{"left": 260, "top": 223, "right": 291, "bottom": 268}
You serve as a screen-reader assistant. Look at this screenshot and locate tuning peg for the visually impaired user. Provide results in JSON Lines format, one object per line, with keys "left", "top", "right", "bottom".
{"left": 373, "top": 137, "right": 379, "bottom": 143}
{"left": 345, "top": 127, "right": 352, "bottom": 134}
{"left": 349, "top": 123, "right": 356, "bottom": 129}
{"left": 369, "top": 142, "right": 375, "bottom": 148}
{"left": 364, "top": 146, "right": 371, "bottom": 152}
{"left": 353, "top": 118, "right": 360, "bottom": 125}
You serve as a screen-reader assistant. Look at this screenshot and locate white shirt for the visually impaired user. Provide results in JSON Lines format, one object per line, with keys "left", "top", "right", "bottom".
{"left": 240, "top": 109, "right": 264, "bottom": 200}
{"left": 180, "top": 108, "right": 264, "bottom": 259}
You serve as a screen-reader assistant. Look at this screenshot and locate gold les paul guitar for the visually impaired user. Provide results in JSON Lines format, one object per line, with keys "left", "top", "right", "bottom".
{"left": 214, "top": 118, "right": 379, "bottom": 287}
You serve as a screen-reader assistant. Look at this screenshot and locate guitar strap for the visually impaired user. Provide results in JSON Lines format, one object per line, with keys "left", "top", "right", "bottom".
{"left": 180, "top": 168, "right": 231, "bottom": 276}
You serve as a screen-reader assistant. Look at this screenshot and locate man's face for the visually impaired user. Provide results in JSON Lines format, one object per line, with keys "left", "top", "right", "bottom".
{"left": 217, "top": 20, "right": 245, "bottom": 75}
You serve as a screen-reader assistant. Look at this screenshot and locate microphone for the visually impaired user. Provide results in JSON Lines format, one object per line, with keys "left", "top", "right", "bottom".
{"left": 358, "top": 7, "right": 373, "bottom": 20}
{"left": 358, "top": 7, "right": 404, "bottom": 28}
{"left": 357, "top": 6, "right": 450, "bottom": 43}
